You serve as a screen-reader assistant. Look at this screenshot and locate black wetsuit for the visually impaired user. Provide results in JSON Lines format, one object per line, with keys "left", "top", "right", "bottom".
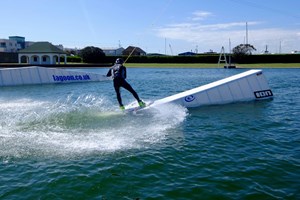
{"left": 106, "top": 64, "right": 141, "bottom": 106}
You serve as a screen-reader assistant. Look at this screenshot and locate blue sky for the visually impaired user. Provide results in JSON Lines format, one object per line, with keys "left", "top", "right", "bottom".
{"left": 1, "top": 0, "right": 300, "bottom": 54}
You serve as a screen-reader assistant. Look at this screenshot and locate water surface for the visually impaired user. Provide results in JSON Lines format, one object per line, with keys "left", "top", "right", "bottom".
{"left": 0, "top": 68, "right": 299, "bottom": 199}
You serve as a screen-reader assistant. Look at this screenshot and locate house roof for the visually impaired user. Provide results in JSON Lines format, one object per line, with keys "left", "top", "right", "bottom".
{"left": 178, "top": 52, "right": 197, "bottom": 56}
{"left": 102, "top": 47, "right": 124, "bottom": 51}
{"left": 18, "top": 42, "right": 66, "bottom": 54}
{"left": 124, "top": 46, "right": 146, "bottom": 54}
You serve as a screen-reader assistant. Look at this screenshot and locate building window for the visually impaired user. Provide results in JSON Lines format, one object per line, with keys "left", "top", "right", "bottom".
{"left": 43, "top": 57, "right": 47, "bottom": 62}
{"left": 34, "top": 57, "right": 38, "bottom": 62}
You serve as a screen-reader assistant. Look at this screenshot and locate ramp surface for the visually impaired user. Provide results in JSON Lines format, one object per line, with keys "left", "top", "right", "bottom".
{"left": 146, "top": 69, "right": 273, "bottom": 109}
{"left": 0, "top": 66, "right": 110, "bottom": 86}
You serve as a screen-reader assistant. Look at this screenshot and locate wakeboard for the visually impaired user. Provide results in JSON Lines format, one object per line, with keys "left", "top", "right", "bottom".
{"left": 124, "top": 101, "right": 154, "bottom": 113}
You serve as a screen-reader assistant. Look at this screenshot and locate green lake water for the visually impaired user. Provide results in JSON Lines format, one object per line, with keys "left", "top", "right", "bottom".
{"left": 0, "top": 68, "right": 299, "bottom": 199}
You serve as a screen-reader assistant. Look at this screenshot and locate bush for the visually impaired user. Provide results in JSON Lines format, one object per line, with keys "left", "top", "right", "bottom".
{"left": 118, "top": 55, "right": 220, "bottom": 63}
{"left": 80, "top": 46, "right": 105, "bottom": 63}
{"left": 67, "top": 56, "right": 82, "bottom": 63}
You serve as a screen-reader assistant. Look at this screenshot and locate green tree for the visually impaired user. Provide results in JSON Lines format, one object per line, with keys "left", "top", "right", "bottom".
{"left": 232, "top": 44, "right": 256, "bottom": 63}
{"left": 232, "top": 44, "right": 256, "bottom": 55}
{"left": 80, "top": 46, "right": 105, "bottom": 63}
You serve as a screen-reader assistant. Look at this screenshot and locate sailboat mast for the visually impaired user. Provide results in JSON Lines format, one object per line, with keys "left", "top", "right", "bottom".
{"left": 246, "top": 22, "right": 248, "bottom": 45}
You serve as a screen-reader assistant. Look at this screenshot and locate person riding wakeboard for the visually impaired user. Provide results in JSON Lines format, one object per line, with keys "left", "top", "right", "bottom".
{"left": 106, "top": 58, "right": 145, "bottom": 110}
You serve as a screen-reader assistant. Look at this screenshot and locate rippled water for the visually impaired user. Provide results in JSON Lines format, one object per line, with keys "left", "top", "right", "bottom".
{"left": 0, "top": 68, "right": 299, "bottom": 199}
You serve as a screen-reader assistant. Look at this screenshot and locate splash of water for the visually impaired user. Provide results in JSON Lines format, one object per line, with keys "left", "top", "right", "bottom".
{"left": 0, "top": 94, "right": 187, "bottom": 160}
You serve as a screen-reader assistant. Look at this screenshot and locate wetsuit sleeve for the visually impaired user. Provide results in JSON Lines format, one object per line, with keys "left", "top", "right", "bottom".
{"left": 106, "top": 68, "right": 112, "bottom": 77}
{"left": 123, "top": 66, "right": 127, "bottom": 79}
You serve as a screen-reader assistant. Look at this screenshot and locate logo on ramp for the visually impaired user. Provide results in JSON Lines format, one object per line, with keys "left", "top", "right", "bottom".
{"left": 254, "top": 90, "right": 273, "bottom": 98}
{"left": 185, "top": 95, "right": 195, "bottom": 102}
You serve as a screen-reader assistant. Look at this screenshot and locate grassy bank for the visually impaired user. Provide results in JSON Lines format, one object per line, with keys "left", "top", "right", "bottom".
{"left": 126, "top": 63, "right": 300, "bottom": 68}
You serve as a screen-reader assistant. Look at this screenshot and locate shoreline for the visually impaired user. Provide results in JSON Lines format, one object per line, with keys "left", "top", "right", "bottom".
{"left": 0, "top": 63, "right": 300, "bottom": 68}
{"left": 125, "top": 63, "right": 300, "bottom": 68}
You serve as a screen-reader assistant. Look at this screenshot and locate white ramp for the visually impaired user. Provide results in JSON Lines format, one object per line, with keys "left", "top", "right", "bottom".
{"left": 0, "top": 66, "right": 110, "bottom": 86}
{"left": 151, "top": 69, "right": 273, "bottom": 108}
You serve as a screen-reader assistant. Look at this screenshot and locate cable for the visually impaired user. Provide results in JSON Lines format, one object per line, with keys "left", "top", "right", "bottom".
{"left": 123, "top": 0, "right": 173, "bottom": 64}
{"left": 227, "top": 0, "right": 300, "bottom": 19}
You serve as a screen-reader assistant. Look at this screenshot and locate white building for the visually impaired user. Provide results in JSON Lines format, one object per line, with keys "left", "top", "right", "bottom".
{"left": 0, "top": 36, "right": 27, "bottom": 52}
{"left": 102, "top": 47, "right": 124, "bottom": 56}
{"left": 18, "top": 42, "right": 67, "bottom": 65}
{"left": 0, "top": 39, "right": 21, "bottom": 52}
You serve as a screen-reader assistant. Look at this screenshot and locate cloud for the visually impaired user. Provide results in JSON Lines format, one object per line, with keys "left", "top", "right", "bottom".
{"left": 155, "top": 18, "right": 300, "bottom": 53}
{"left": 156, "top": 21, "right": 261, "bottom": 42}
{"left": 190, "top": 11, "right": 213, "bottom": 21}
